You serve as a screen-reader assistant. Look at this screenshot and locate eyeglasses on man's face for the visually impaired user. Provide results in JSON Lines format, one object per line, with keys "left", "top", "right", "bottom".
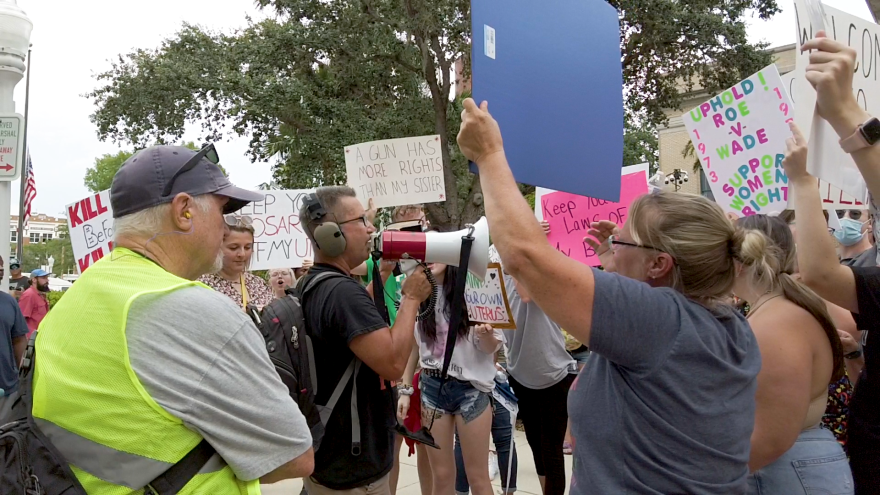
{"left": 337, "top": 215, "right": 369, "bottom": 228}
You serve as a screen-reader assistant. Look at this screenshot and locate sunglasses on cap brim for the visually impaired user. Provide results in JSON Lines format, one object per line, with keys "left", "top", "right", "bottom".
{"left": 224, "top": 214, "right": 254, "bottom": 228}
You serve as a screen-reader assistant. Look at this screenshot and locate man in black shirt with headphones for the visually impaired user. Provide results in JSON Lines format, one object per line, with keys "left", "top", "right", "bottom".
{"left": 298, "top": 186, "right": 432, "bottom": 494}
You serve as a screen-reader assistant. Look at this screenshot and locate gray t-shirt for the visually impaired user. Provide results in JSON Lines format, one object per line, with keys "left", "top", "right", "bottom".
{"left": 569, "top": 269, "right": 760, "bottom": 495}
{"left": 502, "top": 274, "right": 577, "bottom": 389}
{"left": 126, "top": 286, "right": 312, "bottom": 481}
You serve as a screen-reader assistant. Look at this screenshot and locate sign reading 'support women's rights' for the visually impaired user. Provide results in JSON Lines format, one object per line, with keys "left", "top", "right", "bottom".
{"left": 67, "top": 188, "right": 314, "bottom": 273}
{"left": 344, "top": 135, "right": 446, "bottom": 209}
{"left": 465, "top": 263, "right": 515, "bottom": 329}
{"left": 541, "top": 165, "right": 649, "bottom": 266}
{"left": 684, "top": 64, "right": 794, "bottom": 217}
{"left": 67, "top": 190, "right": 114, "bottom": 273}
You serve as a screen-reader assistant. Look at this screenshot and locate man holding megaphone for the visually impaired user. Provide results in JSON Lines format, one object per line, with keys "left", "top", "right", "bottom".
{"left": 297, "top": 186, "right": 433, "bottom": 495}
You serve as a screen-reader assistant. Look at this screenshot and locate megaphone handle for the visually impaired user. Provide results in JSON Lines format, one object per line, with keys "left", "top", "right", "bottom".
{"left": 439, "top": 234, "right": 475, "bottom": 381}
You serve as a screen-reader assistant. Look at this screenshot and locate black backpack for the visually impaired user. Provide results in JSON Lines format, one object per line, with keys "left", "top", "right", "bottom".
{"left": 0, "top": 339, "right": 223, "bottom": 495}
{"left": 248, "top": 271, "right": 364, "bottom": 454}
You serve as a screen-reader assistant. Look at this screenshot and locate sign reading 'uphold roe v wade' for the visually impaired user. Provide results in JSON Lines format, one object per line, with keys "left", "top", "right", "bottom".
{"left": 66, "top": 189, "right": 315, "bottom": 273}
{"left": 344, "top": 135, "right": 446, "bottom": 209}
{"left": 684, "top": 64, "right": 794, "bottom": 217}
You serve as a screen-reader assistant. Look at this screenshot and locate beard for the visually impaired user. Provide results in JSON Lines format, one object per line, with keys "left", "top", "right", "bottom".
{"left": 37, "top": 283, "right": 50, "bottom": 292}
{"left": 210, "top": 251, "right": 225, "bottom": 275}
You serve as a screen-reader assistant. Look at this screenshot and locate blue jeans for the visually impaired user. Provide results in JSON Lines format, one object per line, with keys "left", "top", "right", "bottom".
{"left": 454, "top": 395, "right": 518, "bottom": 493}
{"left": 420, "top": 373, "right": 491, "bottom": 424}
{"left": 748, "top": 427, "right": 854, "bottom": 494}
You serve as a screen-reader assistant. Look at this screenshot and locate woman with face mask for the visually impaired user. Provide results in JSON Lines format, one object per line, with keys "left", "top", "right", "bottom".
{"left": 835, "top": 209, "right": 873, "bottom": 266}
{"left": 458, "top": 98, "right": 761, "bottom": 494}
{"left": 199, "top": 214, "right": 274, "bottom": 310}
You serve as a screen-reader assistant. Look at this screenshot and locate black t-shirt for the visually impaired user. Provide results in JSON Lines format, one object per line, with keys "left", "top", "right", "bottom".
{"left": 303, "top": 264, "right": 396, "bottom": 489}
{"left": 849, "top": 266, "right": 880, "bottom": 491}
{"left": 8, "top": 276, "right": 28, "bottom": 293}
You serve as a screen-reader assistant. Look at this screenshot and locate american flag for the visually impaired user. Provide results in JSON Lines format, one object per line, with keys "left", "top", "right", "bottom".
{"left": 22, "top": 154, "right": 35, "bottom": 228}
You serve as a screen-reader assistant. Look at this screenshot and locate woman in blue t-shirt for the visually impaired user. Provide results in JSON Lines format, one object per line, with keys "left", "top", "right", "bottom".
{"left": 457, "top": 98, "right": 761, "bottom": 494}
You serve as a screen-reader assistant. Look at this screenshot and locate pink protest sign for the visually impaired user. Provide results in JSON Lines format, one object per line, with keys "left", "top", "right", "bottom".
{"left": 541, "top": 171, "right": 648, "bottom": 266}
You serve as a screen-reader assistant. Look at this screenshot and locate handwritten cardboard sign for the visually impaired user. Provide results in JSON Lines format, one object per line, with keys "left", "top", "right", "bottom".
{"left": 465, "top": 263, "right": 515, "bottom": 329}
{"left": 67, "top": 190, "right": 114, "bottom": 273}
{"left": 782, "top": 1, "right": 877, "bottom": 204}
{"left": 684, "top": 64, "right": 793, "bottom": 217}
{"left": 344, "top": 135, "right": 446, "bottom": 209}
{"left": 237, "top": 189, "right": 314, "bottom": 270}
{"left": 541, "top": 168, "right": 648, "bottom": 266}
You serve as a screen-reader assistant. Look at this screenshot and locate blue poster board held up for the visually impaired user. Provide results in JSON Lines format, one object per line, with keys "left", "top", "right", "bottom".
{"left": 471, "top": 0, "right": 624, "bottom": 201}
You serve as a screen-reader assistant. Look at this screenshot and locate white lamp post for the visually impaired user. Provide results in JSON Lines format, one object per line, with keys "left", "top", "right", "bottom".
{"left": 0, "top": 0, "right": 31, "bottom": 292}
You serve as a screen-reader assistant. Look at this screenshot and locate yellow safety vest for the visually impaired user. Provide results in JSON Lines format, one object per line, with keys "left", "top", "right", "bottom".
{"left": 31, "top": 248, "right": 260, "bottom": 495}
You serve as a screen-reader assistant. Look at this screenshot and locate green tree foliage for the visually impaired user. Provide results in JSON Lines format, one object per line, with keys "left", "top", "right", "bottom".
{"left": 20, "top": 228, "right": 76, "bottom": 276}
{"left": 88, "top": 0, "right": 777, "bottom": 227}
{"left": 83, "top": 142, "right": 224, "bottom": 193}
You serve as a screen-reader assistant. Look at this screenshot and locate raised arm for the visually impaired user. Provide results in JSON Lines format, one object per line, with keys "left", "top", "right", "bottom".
{"left": 802, "top": 33, "right": 880, "bottom": 199}
{"left": 783, "top": 123, "right": 858, "bottom": 312}
{"left": 457, "top": 99, "right": 596, "bottom": 345}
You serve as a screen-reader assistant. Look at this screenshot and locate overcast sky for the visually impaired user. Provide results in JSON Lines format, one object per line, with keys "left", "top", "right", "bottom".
{"left": 8, "top": 0, "right": 877, "bottom": 218}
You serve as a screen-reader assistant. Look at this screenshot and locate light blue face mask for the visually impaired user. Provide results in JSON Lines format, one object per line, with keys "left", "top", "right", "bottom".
{"left": 834, "top": 218, "right": 867, "bottom": 247}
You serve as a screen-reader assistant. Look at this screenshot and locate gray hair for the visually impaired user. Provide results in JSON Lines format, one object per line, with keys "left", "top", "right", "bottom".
{"left": 299, "top": 186, "right": 358, "bottom": 244}
{"left": 113, "top": 195, "right": 215, "bottom": 241}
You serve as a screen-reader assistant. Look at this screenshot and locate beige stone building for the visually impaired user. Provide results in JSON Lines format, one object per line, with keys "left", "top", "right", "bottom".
{"left": 658, "top": 44, "right": 797, "bottom": 197}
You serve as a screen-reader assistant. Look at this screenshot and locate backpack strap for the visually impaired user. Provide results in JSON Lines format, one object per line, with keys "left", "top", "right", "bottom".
{"left": 299, "top": 270, "right": 349, "bottom": 395}
{"left": 144, "top": 440, "right": 216, "bottom": 495}
{"left": 23, "top": 337, "right": 218, "bottom": 495}
{"left": 299, "top": 269, "right": 365, "bottom": 455}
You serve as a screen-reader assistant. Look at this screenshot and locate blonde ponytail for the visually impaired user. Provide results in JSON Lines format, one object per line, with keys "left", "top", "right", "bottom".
{"left": 736, "top": 215, "right": 844, "bottom": 383}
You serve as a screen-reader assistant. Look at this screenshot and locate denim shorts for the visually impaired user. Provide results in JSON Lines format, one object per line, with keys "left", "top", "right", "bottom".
{"left": 419, "top": 372, "right": 491, "bottom": 424}
{"left": 748, "top": 427, "right": 854, "bottom": 495}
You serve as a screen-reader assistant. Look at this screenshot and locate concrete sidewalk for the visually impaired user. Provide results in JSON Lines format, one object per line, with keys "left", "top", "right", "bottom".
{"left": 262, "top": 430, "right": 572, "bottom": 495}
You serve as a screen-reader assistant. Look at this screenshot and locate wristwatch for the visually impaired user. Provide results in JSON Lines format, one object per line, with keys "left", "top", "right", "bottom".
{"left": 844, "top": 348, "right": 863, "bottom": 360}
{"left": 840, "top": 117, "right": 880, "bottom": 153}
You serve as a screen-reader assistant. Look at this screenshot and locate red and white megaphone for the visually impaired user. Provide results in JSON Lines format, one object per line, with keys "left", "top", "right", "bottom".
{"left": 378, "top": 217, "right": 491, "bottom": 281}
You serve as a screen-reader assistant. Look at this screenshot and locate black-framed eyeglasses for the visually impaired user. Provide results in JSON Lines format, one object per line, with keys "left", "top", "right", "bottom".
{"left": 161, "top": 143, "right": 221, "bottom": 197}
{"left": 224, "top": 214, "right": 254, "bottom": 228}
{"left": 609, "top": 234, "right": 660, "bottom": 252}
{"left": 837, "top": 209, "right": 864, "bottom": 221}
{"left": 337, "top": 215, "right": 369, "bottom": 228}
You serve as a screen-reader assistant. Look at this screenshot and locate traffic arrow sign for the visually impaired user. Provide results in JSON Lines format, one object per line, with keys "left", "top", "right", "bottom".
{"left": 0, "top": 114, "right": 24, "bottom": 181}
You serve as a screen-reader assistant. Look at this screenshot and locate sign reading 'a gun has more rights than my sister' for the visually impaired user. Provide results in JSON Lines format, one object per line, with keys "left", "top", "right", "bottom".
{"left": 345, "top": 135, "right": 447, "bottom": 209}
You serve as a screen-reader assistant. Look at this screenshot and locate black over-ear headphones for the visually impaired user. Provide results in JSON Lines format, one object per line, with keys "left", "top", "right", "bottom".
{"left": 304, "top": 193, "right": 347, "bottom": 257}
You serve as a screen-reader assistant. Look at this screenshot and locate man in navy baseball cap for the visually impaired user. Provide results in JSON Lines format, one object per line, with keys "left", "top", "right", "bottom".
{"left": 109, "top": 143, "right": 264, "bottom": 280}
{"left": 30, "top": 144, "right": 316, "bottom": 487}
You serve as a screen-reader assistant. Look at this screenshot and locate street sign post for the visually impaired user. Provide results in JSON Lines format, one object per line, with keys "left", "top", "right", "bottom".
{"left": 0, "top": 113, "right": 24, "bottom": 181}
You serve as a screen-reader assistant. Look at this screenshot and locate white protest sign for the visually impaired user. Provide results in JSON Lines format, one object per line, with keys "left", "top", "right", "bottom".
{"left": 789, "top": 1, "right": 879, "bottom": 202}
{"left": 237, "top": 189, "right": 314, "bottom": 270}
{"left": 345, "top": 135, "right": 446, "bottom": 209}
{"left": 465, "top": 263, "right": 515, "bottom": 329}
{"left": 66, "top": 190, "right": 115, "bottom": 273}
{"left": 684, "top": 64, "right": 793, "bottom": 216}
